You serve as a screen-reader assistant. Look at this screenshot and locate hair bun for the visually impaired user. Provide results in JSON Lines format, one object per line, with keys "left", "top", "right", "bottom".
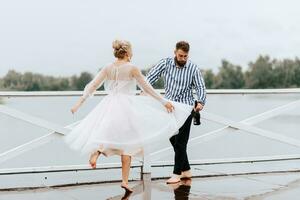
{"left": 112, "top": 39, "right": 132, "bottom": 59}
{"left": 112, "top": 40, "right": 123, "bottom": 50}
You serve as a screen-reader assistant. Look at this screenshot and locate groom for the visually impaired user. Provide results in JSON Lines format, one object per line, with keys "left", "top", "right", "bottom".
{"left": 146, "top": 41, "right": 206, "bottom": 184}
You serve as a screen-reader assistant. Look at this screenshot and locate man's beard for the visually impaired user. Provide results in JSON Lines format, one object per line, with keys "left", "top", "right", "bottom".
{"left": 175, "top": 57, "right": 187, "bottom": 67}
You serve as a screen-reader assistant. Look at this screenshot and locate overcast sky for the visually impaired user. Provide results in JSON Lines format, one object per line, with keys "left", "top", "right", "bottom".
{"left": 1, "top": 0, "right": 300, "bottom": 76}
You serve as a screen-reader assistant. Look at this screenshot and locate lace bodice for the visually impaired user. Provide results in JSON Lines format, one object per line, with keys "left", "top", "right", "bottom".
{"left": 104, "top": 80, "right": 136, "bottom": 95}
{"left": 82, "top": 63, "right": 166, "bottom": 104}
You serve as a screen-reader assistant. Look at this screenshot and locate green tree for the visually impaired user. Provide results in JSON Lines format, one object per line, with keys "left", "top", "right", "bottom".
{"left": 214, "top": 60, "right": 245, "bottom": 89}
{"left": 2, "top": 70, "right": 23, "bottom": 90}
{"left": 273, "top": 59, "right": 295, "bottom": 88}
{"left": 202, "top": 69, "right": 215, "bottom": 89}
{"left": 22, "top": 72, "right": 41, "bottom": 91}
{"left": 292, "top": 58, "right": 300, "bottom": 87}
{"left": 73, "top": 72, "right": 93, "bottom": 90}
{"left": 0, "top": 77, "right": 4, "bottom": 90}
{"left": 245, "top": 55, "right": 275, "bottom": 88}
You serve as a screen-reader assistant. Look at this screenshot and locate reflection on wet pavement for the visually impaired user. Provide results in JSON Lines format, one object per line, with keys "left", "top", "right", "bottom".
{"left": 2, "top": 171, "right": 300, "bottom": 199}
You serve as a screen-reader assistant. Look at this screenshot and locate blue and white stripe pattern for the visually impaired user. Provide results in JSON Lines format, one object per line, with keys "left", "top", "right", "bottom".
{"left": 146, "top": 57, "right": 206, "bottom": 106}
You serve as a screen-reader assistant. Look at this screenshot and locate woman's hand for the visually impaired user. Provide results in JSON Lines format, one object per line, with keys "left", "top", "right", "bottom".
{"left": 164, "top": 102, "right": 175, "bottom": 113}
{"left": 71, "top": 97, "right": 85, "bottom": 114}
{"left": 71, "top": 104, "right": 80, "bottom": 114}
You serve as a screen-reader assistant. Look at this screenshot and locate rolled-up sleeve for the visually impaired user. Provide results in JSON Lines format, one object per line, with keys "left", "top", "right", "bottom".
{"left": 146, "top": 59, "right": 166, "bottom": 85}
{"left": 192, "top": 67, "right": 206, "bottom": 105}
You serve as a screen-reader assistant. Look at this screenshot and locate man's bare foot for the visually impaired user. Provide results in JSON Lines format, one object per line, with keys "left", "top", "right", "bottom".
{"left": 89, "top": 150, "right": 101, "bottom": 169}
{"left": 121, "top": 182, "right": 133, "bottom": 193}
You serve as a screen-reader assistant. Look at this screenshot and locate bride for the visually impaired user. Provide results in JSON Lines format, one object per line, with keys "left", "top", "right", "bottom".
{"left": 65, "top": 40, "right": 192, "bottom": 192}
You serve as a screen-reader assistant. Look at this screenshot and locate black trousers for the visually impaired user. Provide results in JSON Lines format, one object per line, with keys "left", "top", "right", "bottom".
{"left": 169, "top": 113, "right": 193, "bottom": 175}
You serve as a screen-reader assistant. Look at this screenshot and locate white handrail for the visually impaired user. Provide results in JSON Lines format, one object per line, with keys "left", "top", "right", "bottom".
{"left": 1, "top": 88, "right": 300, "bottom": 97}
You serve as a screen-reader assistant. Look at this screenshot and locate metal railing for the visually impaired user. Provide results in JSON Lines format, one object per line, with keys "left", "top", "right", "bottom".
{"left": 1, "top": 89, "right": 300, "bottom": 190}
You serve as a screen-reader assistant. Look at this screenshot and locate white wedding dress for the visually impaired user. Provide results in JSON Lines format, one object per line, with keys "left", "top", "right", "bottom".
{"left": 64, "top": 62, "right": 192, "bottom": 157}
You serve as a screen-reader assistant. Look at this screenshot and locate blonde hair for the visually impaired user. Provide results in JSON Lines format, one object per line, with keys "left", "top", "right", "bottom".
{"left": 112, "top": 40, "right": 132, "bottom": 59}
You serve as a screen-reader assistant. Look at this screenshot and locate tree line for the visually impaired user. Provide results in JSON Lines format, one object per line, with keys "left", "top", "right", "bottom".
{"left": 203, "top": 55, "right": 300, "bottom": 89}
{"left": 0, "top": 70, "right": 94, "bottom": 91}
{"left": 0, "top": 55, "right": 300, "bottom": 91}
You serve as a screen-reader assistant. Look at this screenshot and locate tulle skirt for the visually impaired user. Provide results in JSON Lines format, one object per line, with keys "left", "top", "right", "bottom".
{"left": 64, "top": 93, "right": 192, "bottom": 157}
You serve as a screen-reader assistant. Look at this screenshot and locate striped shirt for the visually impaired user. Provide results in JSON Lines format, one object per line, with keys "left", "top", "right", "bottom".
{"left": 146, "top": 57, "right": 206, "bottom": 106}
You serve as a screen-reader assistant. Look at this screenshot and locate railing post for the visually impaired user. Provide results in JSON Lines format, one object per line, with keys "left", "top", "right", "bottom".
{"left": 142, "top": 169, "right": 152, "bottom": 200}
{"left": 141, "top": 154, "right": 151, "bottom": 180}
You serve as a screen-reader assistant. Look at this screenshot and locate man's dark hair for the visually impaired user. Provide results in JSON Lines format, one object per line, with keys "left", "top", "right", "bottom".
{"left": 176, "top": 41, "right": 190, "bottom": 52}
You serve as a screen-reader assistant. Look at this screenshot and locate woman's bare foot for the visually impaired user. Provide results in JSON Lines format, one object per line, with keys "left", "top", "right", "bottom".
{"left": 121, "top": 182, "right": 133, "bottom": 193}
{"left": 89, "top": 150, "right": 101, "bottom": 169}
